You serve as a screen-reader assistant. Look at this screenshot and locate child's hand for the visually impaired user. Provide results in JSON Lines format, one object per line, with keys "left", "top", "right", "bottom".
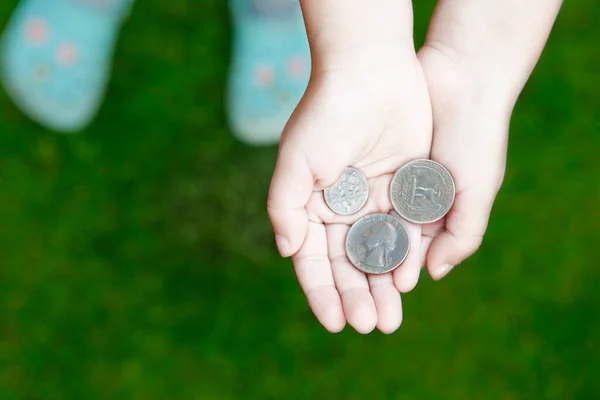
{"left": 266, "top": 0, "right": 429, "bottom": 334}
{"left": 268, "top": 59, "right": 432, "bottom": 334}
{"left": 416, "top": 0, "right": 563, "bottom": 280}
{"left": 417, "top": 48, "right": 509, "bottom": 281}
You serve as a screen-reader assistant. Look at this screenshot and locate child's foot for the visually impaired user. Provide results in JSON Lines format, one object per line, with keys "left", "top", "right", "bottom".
{"left": 1, "top": 0, "right": 133, "bottom": 133}
{"left": 227, "top": 0, "right": 311, "bottom": 146}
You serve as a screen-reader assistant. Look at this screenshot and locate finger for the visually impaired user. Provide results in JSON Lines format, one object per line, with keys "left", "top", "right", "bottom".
{"left": 268, "top": 140, "right": 314, "bottom": 257}
{"left": 392, "top": 219, "right": 421, "bottom": 293}
{"left": 427, "top": 184, "right": 499, "bottom": 280}
{"left": 368, "top": 273, "right": 403, "bottom": 334}
{"left": 419, "top": 220, "right": 445, "bottom": 267}
{"left": 419, "top": 236, "right": 433, "bottom": 268}
{"left": 327, "top": 223, "right": 377, "bottom": 334}
{"left": 293, "top": 221, "right": 346, "bottom": 332}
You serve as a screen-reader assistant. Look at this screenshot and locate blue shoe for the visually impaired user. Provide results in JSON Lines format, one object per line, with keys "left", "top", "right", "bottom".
{"left": 227, "top": 0, "right": 311, "bottom": 146}
{"left": 1, "top": 0, "right": 133, "bottom": 133}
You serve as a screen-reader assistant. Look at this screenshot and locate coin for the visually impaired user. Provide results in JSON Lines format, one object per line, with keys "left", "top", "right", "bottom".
{"left": 324, "top": 167, "right": 369, "bottom": 215}
{"left": 345, "top": 213, "right": 410, "bottom": 275}
{"left": 390, "top": 159, "right": 455, "bottom": 224}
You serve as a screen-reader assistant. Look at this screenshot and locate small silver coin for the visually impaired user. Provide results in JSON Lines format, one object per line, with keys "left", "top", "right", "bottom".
{"left": 390, "top": 159, "right": 455, "bottom": 224}
{"left": 324, "top": 167, "right": 369, "bottom": 215}
{"left": 345, "top": 213, "right": 410, "bottom": 275}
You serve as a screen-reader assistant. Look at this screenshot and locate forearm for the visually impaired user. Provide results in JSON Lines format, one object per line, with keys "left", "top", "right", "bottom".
{"left": 300, "top": 0, "right": 416, "bottom": 71}
{"left": 423, "top": 0, "right": 563, "bottom": 104}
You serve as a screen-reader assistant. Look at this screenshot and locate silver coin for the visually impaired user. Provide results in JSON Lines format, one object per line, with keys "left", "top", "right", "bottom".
{"left": 390, "top": 159, "right": 455, "bottom": 224}
{"left": 324, "top": 167, "right": 369, "bottom": 215}
{"left": 345, "top": 213, "right": 410, "bottom": 275}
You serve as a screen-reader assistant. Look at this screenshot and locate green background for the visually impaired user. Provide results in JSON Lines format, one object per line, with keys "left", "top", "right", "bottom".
{"left": 1, "top": 0, "right": 599, "bottom": 398}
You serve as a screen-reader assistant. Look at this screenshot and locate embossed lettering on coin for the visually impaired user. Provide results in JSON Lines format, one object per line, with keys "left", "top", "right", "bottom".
{"left": 324, "top": 167, "right": 369, "bottom": 215}
{"left": 390, "top": 159, "right": 455, "bottom": 224}
{"left": 345, "top": 213, "right": 410, "bottom": 275}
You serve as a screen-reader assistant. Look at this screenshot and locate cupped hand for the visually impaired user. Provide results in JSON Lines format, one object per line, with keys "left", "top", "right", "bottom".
{"left": 416, "top": 45, "right": 511, "bottom": 281}
{"left": 414, "top": 0, "right": 558, "bottom": 280}
{"left": 268, "top": 59, "right": 433, "bottom": 334}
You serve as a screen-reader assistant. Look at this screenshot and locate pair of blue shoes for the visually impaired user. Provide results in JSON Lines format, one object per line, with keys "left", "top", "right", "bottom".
{"left": 1, "top": 0, "right": 310, "bottom": 145}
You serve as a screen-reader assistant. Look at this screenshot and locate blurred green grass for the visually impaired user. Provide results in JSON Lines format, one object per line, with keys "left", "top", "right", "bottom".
{"left": 0, "top": 0, "right": 599, "bottom": 399}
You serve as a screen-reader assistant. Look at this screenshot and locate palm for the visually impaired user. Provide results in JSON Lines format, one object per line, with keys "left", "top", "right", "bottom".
{"left": 269, "top": 59, "right": 433, "bottom": 333}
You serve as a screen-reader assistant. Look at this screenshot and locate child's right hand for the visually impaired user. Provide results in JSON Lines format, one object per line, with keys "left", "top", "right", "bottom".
{"left": 268, "top": 58, "right": 433, "bottom": 334}
{"left": 266, "top": 0, "right": 432, "bottom": 334}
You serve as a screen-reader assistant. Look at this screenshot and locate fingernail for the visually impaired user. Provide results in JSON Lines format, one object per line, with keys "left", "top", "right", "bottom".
{"left": 434, "top": 264, "right": 454, "bottom": 280}
{"left": 275, "top": 234, "right": 291, "bottom": 257}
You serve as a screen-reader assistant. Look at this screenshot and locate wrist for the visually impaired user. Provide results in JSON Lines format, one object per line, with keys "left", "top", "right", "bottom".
{"left": 419, "top": 46, "right": 519, "bottom": 119}
{"left": 311, "top": 42, "right": 417, "bottom": 75}
{"left": 300, "top": 0, "right": 416, "bottom": 73}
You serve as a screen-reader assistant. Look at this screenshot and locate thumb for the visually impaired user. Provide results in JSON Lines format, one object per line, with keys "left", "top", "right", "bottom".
{"left": 267, "top": 139, "right": 314, "bottom": 257}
